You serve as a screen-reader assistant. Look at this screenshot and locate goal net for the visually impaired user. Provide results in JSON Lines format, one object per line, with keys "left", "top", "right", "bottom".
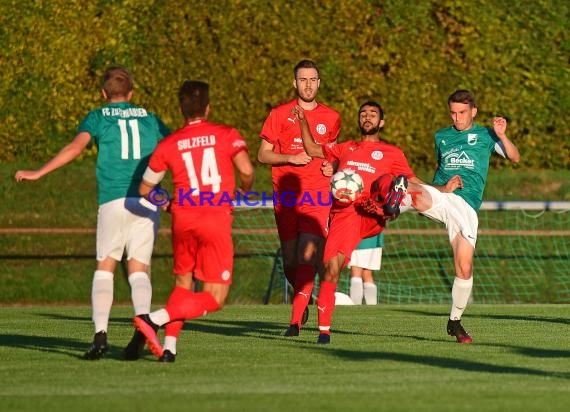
{"left": 234, "top": 201, "right": 570, "bottom": 304}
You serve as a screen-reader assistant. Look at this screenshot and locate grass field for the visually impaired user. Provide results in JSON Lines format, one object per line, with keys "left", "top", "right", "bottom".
{"left": 1, "top": 304, "right": 569, "bottom": 412}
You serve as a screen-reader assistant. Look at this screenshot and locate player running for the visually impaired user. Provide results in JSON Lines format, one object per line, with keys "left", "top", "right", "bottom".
{"left": 15, "top": 66, "right": 170, "bottom": 360}
{"left": 132, "top": 80, "right": 254, "bottom": 361}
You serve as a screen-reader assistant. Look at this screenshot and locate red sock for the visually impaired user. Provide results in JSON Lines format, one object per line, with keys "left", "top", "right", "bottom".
{"left": 165, "top": 286, "right": 220, "bottom": 321}
{"left": 290, "top": 264, "right": 315, "bottom": 325}
{"left": 165, "top": 320, "right": 184, "bottom": 338}
{"left": 317, "top": 281, "right": 337, "bottom": 333}
{"left": 164, "top": 292, "right": 185, "bottom": 338}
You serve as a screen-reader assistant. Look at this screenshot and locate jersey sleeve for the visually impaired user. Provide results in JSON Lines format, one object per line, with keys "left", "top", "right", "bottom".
{"left": 487, "top": 127, "right": 507, "bottom": 158}
{"left": 229, "top": 128, "right": 249, "bottom": 157}
{"left": 433, "top": 132, "right": 442, "bottom": 163}
{"left": 392, "top": 148, "right": 416, "bottom": 178}
{"left": 259, "top": 109, "right": 281, "bottom": 145}
{"left": 329, "top": 114, "right": 341, "bottom": 142}
{"left": 155, "top": 116, "right": 171, "bottom": 139}
{"left": 148, "top": 142, "right": 169, "bottom": 173}
{"left": 77, "top": 111, "right": 98, "bottom": 143}
{"left": 322, "top": 142, "right": 341, "bottom": 163}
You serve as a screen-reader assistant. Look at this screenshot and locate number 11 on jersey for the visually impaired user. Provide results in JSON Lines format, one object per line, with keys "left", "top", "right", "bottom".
{"left": 118, "top": 119, "right": 141, "bottom": 160}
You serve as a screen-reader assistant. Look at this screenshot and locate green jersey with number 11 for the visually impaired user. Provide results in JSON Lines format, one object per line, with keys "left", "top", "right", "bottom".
{"left": 432, "top": 123, "right": 505, "bottom": 212}
{"left": 78, "top": 102, "right": 170, "bottom": 205}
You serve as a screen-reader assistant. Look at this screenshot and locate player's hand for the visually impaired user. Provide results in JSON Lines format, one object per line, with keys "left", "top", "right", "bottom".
{"left": 291, "top": 105, "right": 306, "bottom": 121}
{"left": 15, "top": 170, "right": 41, "bottom": 182}
{"left": 443, "top": 175, "right": 463, "bottom": 192}
{"left": 493, "top": 116, "right": 508, "bottom": 137}
{"left": 356, "top": 192, "right": 384, "bottom": 216}
{"left": 288, "top": 152, "right": 312, "bottom": 165}
{"left": 321, "top": 161, "right": 334, "bottom": 177}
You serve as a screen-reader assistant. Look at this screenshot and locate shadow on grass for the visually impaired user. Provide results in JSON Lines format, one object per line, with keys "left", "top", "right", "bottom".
{"left": 306, "top": 345, "right": 570, "bottom": 380}
{"left": 383, "top": 332, "right": 570, "bottom": 359}
{"left": 0, "top": 334, "right": 91, "bottom": 359}
{"left": 392, "top": 307, "right": 570, "bottom": 325}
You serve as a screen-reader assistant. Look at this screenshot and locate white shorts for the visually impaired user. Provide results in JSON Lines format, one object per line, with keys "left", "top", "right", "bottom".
{"left": 96, "top": 197, "right": 160, "bottom": 264}
{"left": 349, "top": 247, "right": 383, "bottom": 271}
{"left": 418, "top": 184, "right": 478, "bottom": 248}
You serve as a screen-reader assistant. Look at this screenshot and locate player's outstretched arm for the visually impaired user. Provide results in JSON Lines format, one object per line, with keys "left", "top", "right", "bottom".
{"left": 292, "top": 105, "right": 324, "bottom": 158}
{"left": 493, "top": 117, "right": 520, "bottom": 163}
{"left": 15, "top": 132, "right": 91, "bottom": 182}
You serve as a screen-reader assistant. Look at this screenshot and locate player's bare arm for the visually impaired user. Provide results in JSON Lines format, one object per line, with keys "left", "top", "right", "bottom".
{"left": 15, "top": 132, "right": 91, "bottom": 182}
{"left": 293, "top": 105, "right": 325, "bottom": 158}
{"left": 233, "top": 150, "right": 255, "bottom": 193}
{"left": 257, "top": 139, "right": 311, "bottom": 165}
{"left": 493, "top": 117, "right": 521, "bottom": 163}
{"left": 139, "top": 179, "right": 156, "bottom": 200}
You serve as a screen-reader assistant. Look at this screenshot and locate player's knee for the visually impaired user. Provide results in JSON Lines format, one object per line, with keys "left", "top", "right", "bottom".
{"left": 457, "top": 262, "right": 473, "bottom": 278}
{"left": 323, "top": 264, "right": 341, "bottom": 283}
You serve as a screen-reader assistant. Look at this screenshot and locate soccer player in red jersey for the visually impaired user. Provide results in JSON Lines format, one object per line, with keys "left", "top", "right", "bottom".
{"left": 258, "top": 60, "right": 341, "bottom": 335}
{"left": 294, "top": 101, "right": 420, "bottom": 343}
{"left": 133, "top": 80, "right": 254, "bottom": 361}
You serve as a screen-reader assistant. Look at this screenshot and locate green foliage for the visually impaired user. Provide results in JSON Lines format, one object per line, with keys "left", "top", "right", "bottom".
{"left": 0, "top": 0, "right": 568, "bottom": 169}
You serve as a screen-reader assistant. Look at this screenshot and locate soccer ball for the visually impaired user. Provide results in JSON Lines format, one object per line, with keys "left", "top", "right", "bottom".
{"left": 330, "top": 169, "right": 364, "bottom": 204}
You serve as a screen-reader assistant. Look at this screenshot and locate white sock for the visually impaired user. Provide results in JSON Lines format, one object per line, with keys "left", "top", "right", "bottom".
{"left": 163, "top": 336, "right": 177, "bottom": 355}
{"left": 149, "top": 308, "right": 170, "bottom": 327}
{"left": 128, "top": 271, "right": 152, "bottom": 315}
{"left": 363, "top": 282, "right": 378, "bottom": 305}
{"left": 450, "top": 277, "right": 473, "bottom": 320}
{"left": 350, "top": 277, "right": 364, "bottom": 305}
{"left": 91, "top": 270, "right": 114, "bottom": 332}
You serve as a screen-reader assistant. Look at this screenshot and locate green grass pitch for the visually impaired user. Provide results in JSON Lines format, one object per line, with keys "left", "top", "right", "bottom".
{"left": 1, "top": 304, "right": 569, "bottom": 412}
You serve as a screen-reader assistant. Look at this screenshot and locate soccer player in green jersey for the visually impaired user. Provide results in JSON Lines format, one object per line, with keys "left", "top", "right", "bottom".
{"left": 406, "top": 89, "right": 520, "bottom": 343}
{"left": 15, "top": 66, "right": 170, "bottom": 359}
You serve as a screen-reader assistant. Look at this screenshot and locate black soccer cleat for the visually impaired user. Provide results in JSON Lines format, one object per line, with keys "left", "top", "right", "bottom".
{"left": 83, "top": 331, "right": 109, "bottom": 360}
{"left": 284, "top": 323, "right": 300, "bottom": 337}
{"left": 122, "top": 329, "right": 146, "bottom": 361}
{"left": 158, "top": 350, "right": 176, "bottom": 363}
{"left": 302, "top": 306, "right": 309, "bottom": 325}
{"left": 383, "top": 175, "right": 408, "bottom": 218}
{"left": 317, "top": 333, "right": 330, "bottom": 344}
{"left": 447, "top": 319, "right": 473, "bottom": 344}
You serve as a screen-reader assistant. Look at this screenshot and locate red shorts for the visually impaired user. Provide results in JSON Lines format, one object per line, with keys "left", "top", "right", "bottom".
{"left": 274, "top": 203, "right": 330, "bottom": 242}
{"left": 323, "top": 206, "right": 384, "bottom": 269}
{"left": 171, "top": 209, "right": 233, "bottom": 284}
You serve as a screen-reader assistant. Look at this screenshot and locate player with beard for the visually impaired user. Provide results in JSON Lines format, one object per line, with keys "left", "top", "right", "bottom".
{"left": 293, "top": 101, "right": 419, "bottom": 343}
{"left": 258, "top": 60, "right": 341, "bottom": 335}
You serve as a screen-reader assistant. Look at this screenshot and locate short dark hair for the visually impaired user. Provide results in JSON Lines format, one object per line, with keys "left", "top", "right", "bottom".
{"left": 359, "top": 101, "right": 384, "bottom": 120}
{"left": 448, "top": 89, "right": 476, "bottom": 108}
{"left": 103, "top": 66, "right": 133, "bottom": 98}
{"left": 293, "top": 59, "right": 320, "bottom": 78}
{"left": 179, "top": 80, "right": 209, "bottom": 119}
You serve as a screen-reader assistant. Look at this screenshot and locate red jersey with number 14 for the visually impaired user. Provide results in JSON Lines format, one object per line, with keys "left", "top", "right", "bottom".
{"left": 148, "top": 119, "right": 248, "bottom": 212}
